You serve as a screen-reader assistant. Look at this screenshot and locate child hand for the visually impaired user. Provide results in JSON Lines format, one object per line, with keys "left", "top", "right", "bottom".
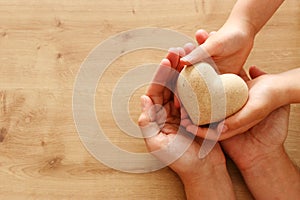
{"left": 181, "top": 23, "right": 255, "bottom": 74}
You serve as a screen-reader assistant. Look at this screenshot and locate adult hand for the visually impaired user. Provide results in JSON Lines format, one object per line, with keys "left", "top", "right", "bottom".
{"left": 221, "top": 105, "right": 300, "bottom": 199}
{"left": 216, "top": 66, "right": 288, "bottom": 138}
{"left": 184, "top": 66, "right": 286, "bottom": 140}
{"left": 139, "top": 95, "right": 225, "bottom": 181}
{"left": 221, "top": 105, "right": 290, "bottom": 170}
{"left": 138, "top": 46, "right": 235, "bottom": 199}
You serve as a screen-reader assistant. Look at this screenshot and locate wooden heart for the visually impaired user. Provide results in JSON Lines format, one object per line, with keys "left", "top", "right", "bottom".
{"left": 177, "top": 62, "right": 248, "bottom": 125}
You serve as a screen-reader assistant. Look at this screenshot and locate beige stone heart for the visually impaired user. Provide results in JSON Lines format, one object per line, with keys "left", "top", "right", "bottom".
{"left": 177, "top": 62, "right": 248, "bottom": 125}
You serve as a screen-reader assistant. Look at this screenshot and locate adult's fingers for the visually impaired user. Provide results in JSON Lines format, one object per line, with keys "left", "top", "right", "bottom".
{"left": 249, "top": 66, "right": 267, "bottom": 79}
{"left": 147, "top": 58, "right": 172, "bottom": 105}
{"left": 239, "top": 68, "right": 250, "bottom": 81}
{"left": 176, "top": 47, "right": 188, "bottom": 72}
{"left": 138, "top": 95, "right": 160, "bottom": 139}
{"left": 138, "top": 95, "right": 155, "bottom": 125}
{"left": 166, "top": 47, "right": 181, "bottom": 69}
{"left": 180, "top": 107, "right": 193, "bottom": 127}
{"left": 217, "top": 102, "right": 264, "bottom": 137}
{"left": 174, "top": 94, "right": 180, "bottom": 108}
{"left": 186, "top": 124, "right": 221, "bottom": 140}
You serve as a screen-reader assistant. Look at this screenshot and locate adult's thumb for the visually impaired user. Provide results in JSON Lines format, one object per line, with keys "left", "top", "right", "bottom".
{"left": 249, "top": 66, "right": 267, "bottom": 79}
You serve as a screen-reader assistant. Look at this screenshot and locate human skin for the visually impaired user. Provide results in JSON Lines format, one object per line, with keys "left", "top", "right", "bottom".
{"left": 217, "top": 67, "right": 300, "bottom": 138}
{"left": 139, "top": 95, "right": 235, "bottom": 200}
{"left": 139, "top": 1, "right": 299, "bottom": 198}
{"left": 181, "top": 0, "right": 284, "bottom": 74}
{"left": 221, "top": 105, "right": 300, "bottom": 199}
{"left": 138, "top": 46, "right": 235, "bottom": 200}
{"left": 179, "top": 0, "right": 300, "bottom": 137}
{"left": 184, "top": 65, "right": 300, "bottom": 140}
{"left": 139, "top": 58, "right": 300, "bottom": 199}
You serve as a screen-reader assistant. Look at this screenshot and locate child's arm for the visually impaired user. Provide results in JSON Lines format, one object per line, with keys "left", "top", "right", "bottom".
{"left": 227, "top": 0, "right": 285, "bottom": 35}
{"left": 181, "top": 0, "right": 285, "bottom": 74}
{"left": 218, "top": 66, "right": 300, "bottom": 139}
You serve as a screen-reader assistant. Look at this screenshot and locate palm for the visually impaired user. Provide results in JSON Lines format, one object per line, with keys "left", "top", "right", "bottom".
{"left": 221, "top": 106, "right": 290, "bottom": 170}
{"left": 141, "top": 95, "right": 224, "bottom": 177}
{"left": 139, "top": 46, "right": 225, "bottom": 178}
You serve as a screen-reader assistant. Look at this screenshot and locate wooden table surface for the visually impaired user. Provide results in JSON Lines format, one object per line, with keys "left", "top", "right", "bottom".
{"left": 0, "top": 0, "right": 299, "bottom": 199}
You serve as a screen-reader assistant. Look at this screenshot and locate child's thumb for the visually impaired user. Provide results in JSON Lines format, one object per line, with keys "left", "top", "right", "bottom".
{"left": 180, "top": 44, "right": 212, "bottom": 66}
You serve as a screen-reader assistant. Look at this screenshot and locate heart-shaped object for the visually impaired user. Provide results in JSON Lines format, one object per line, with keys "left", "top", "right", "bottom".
{"left": 177, "top": 62, "right": 248, "bottom": 125}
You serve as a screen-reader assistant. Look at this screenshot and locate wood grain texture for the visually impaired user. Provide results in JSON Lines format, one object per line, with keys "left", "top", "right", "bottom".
{"left": 0, "top": 0, "right": 299, "bottom": 199}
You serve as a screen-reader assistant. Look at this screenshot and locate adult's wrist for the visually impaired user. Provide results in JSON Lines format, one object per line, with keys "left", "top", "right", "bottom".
{"left": 239, "top": 146, "right": 286, "bottom": 173}
{"left": 180, "top": 163, "right": 227, "bottom": 184}
{"left": 239, "top": 147, "right": 300, "bottom": 199}
{"left": 182, "top": 164, "right": 235, "bottom": 200}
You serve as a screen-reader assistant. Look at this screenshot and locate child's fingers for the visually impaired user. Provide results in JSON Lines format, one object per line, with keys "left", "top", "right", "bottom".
{"left": 180, "top": 44, "right": 213, "bottom": 66}
{"left": 209, "top": 31, "right": 217, "bottom": 36}
{"left": 180, "top": 29, "right": 211, "bottom": 66}
{"left": 195, "top": 29, "right": 209, "bottom": 45}
{"left": 177, "top": 43, "right": 197, "bottom": 71}
{"left": 183, "top": 43, "right": 196, "bottom": 55}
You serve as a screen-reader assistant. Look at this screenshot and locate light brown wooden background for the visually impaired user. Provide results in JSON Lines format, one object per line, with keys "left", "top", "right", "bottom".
{"left": 0, "top": 0, "right": 299, "bottom": 199}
